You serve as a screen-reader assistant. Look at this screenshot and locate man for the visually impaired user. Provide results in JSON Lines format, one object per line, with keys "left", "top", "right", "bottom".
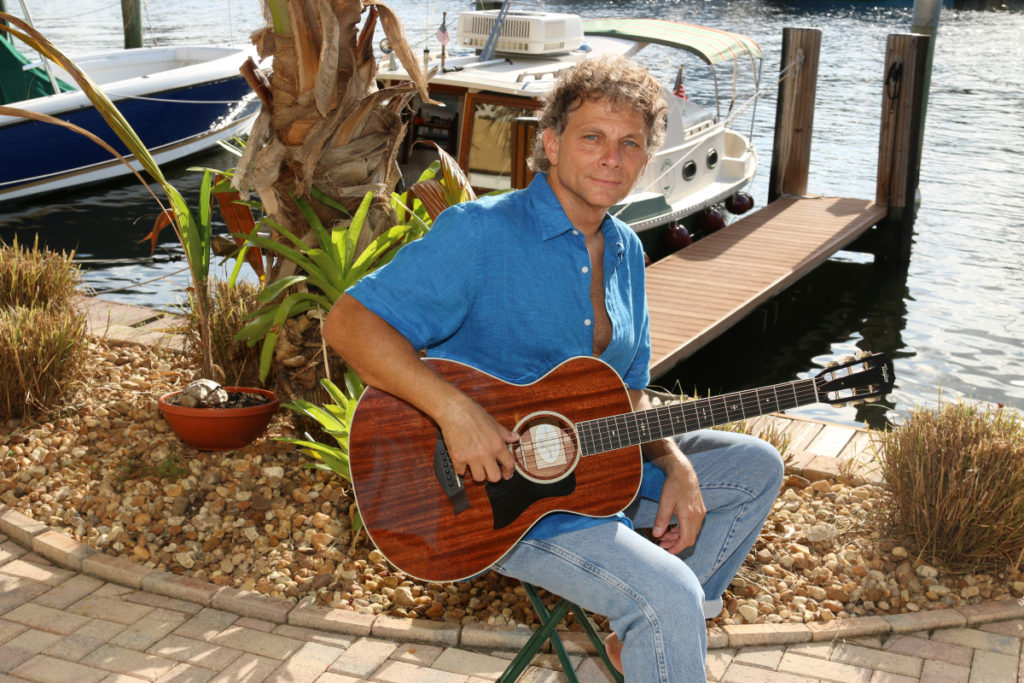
{"left": 325, "top": 54, "right": 783, "bottom": 681}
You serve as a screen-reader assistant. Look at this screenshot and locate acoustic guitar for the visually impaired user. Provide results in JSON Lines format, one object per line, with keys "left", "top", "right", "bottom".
{"left": 348, "top": 353, "right": 894, "bottom": 582}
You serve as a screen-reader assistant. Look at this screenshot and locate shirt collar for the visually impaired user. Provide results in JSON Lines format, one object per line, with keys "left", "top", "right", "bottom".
{"left": 526, "top": 173, "right": 629, "bottom": 261}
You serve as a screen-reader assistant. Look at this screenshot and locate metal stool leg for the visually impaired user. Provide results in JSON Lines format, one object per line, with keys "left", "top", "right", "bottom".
{"left": 498, "top": 582, "right": 623, "bottom": 683}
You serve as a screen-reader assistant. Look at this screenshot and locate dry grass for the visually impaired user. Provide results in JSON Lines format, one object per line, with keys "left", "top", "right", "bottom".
{"left": 716, "top": 418, "right": 794, "bottom": 469}
{"left": 0, "top": 306, "right": 88, "bottom": 419}
{"left": 0, "top": 235, "right": 80, "bottom": 308}
{"left": 879, "top": 400, "right": 1024, "bottom": 571}
{"left": 179, "top": 279, "right": 267, "bottom": 388}
{"left": 0, "top": 238, "right": 88, "bottom": 419}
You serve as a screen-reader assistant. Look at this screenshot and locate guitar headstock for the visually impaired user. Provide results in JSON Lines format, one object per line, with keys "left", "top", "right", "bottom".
{"left": 815, "top": 352, "right": 895, "bottom": 406}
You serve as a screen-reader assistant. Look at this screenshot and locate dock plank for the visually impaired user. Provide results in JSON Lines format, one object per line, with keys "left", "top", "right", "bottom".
{"left": 646, "top": 196, "right": 887, "bottom": 377}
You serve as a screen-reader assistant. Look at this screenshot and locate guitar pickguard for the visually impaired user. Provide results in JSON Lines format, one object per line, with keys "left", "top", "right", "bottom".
{"left": 485, "top": 471, "right": 576, "bottom": 530}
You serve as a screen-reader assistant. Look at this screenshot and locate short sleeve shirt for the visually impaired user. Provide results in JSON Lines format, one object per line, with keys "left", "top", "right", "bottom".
{"left": 347, "top": 172, "right": 653, "bottom": 538}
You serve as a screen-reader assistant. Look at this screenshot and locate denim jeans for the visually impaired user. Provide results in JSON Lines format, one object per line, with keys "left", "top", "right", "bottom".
{"left": 493, "top": 429, "right": 784, "bottom": 682}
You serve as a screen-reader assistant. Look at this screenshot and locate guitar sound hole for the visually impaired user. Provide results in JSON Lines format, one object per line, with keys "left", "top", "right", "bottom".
{"left": 513, "top": 412, "right": 579, "bottom": 483}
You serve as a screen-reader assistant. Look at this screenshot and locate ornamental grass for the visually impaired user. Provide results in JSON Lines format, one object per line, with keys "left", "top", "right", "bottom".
{"left": 879, "top": 400, "right": 1024, "bottom": 572}
{"left": 0, "top": 238, "right": 88, "bottom": 419}
{"left": 179, "top": 278, "right": 266, "bottom": 388}
{"left": 0, "top": 235, "right": 81, "bottom": 308}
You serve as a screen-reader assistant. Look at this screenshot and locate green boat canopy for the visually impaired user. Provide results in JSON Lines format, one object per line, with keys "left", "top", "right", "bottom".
{"left": 582, "top": 18, "right": 762, "bottom": 65}
{"left": 0, "top": 33, "right": 73, "bottom": 106}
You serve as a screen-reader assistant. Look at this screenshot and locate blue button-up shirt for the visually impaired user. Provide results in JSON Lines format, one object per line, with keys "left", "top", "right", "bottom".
{"left": 348, "top": 173, "right": 655, "bottom": 538}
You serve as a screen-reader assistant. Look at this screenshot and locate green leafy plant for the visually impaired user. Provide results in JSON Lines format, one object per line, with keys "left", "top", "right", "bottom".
{"left": 279, "top": 369, "right": 367, "bottom": 537}
{"left": 879, "top": 399, "right": 1024, "bottom": 571}
{"left": 235, "top": 182, "right": 432, "bottom": 383}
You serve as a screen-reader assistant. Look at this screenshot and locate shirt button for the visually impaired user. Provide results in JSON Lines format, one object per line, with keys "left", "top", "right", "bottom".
{"left": 581, "top": 266, "right": 589, "bottom": 274}
{"left": 573, "top": 230, "right": 580, "bottom": 236}
{"left": 584, "top": 319, "right": 592, "bottom": 326}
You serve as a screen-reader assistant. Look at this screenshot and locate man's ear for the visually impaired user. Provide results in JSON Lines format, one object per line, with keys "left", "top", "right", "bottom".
{"left": 542, "top": 127, "right": 559, "bottom": 168}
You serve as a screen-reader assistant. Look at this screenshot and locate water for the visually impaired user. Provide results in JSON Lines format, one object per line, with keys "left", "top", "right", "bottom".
{"left": 2, "top": 0, "right": 1023, "bottom": 428}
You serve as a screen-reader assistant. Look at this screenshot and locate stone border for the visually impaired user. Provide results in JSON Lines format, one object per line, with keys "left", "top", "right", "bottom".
{"left": 5, "top": 500, "right": 1024, "bottom": 653}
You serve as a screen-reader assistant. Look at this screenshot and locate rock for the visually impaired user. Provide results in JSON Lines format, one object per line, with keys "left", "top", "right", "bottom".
{"left": 895, "top": 562, "right": 915, "bottom": 585}
{"left": 737, "top": 604, "right": 760, "bottom": 623}
{"left": 179, "top": 379, "right": 229, "bottom": 408}
{"left": 394, "top": 586, "right": 417, "bottom": 608}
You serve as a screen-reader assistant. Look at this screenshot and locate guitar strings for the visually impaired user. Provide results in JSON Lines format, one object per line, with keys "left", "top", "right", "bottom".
{"left": 515, "top": 378, "right": 824, "bottom": 455}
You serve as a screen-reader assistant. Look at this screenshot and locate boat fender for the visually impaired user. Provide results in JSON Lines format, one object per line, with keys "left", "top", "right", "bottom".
{"left": 725, "top": 192, "right": 754, "bottom": 215}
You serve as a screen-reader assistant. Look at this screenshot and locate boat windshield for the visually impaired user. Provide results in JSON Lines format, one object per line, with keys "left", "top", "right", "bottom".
{"left": 463, "top": 93, "right": 538, "bottom": 190}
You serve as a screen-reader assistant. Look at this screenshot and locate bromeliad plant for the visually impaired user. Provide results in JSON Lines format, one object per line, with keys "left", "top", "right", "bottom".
{"left": 234, "top": 183, "right": 431, "bottom": 384}
{"left": 279, "top": 368, "right": 367, "bottom": 540}
{"left": 234, "top": 146, "right": 470, "bottom": 385}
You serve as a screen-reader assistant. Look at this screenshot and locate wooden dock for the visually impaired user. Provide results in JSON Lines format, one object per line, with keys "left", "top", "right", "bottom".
{"left": 645, "top": 196, "right": 887, "bottom": 378}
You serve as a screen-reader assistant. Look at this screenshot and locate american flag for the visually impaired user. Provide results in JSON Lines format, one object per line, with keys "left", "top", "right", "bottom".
{"left": 673, "top": 65, "right": 687, "bottom": 99}
{"left": 436, "top": 16, "right": 449, "bottom": 47}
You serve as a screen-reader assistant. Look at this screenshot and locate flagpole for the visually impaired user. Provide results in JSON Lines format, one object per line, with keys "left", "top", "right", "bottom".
{"left": 440, "top": 11, "right": 447, "bottom": 72}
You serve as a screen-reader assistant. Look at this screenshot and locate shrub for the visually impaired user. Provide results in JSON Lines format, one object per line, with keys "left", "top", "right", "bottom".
{"left": 0, "top": 306, "right": 88, "bottom": 418}
{"left": 0, "top": 238, "right": 87, "bottom": 419}
{"left": 180, "top": 279, "right": 266, "bottom": 388}
{"left": 0, "top": 235, "right": 81, "bottom": 308}
{"left": 879, "top": 400, "right": 1024, "bottom": 571}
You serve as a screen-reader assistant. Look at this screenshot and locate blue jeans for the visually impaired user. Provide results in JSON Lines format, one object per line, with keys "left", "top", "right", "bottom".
{"left": 493, "top": 430, "right": 783, "bottom": 682}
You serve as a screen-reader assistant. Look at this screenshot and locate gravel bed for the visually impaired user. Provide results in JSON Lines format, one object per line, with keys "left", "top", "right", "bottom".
{"left": 2, "top": 339, "right": 1022, "bottom": 630}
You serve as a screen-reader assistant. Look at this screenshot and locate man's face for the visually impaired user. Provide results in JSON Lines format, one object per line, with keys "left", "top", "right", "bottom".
{"left": 542, "top": 97, "right": 650, "bottom": 230}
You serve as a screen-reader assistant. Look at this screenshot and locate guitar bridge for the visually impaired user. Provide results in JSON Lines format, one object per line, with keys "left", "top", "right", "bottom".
{"left": 434, "top": 431, "right": 469, "bottom": 515}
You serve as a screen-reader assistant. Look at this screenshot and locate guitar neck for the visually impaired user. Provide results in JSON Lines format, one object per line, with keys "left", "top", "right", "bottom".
{"left": 577, "top": 376, "right": 820, "bottom": 456}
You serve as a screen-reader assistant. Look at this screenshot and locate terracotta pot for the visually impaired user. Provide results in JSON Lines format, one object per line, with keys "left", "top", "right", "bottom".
{"left": 157, "top": 387, "right": 280, "bottom": 451}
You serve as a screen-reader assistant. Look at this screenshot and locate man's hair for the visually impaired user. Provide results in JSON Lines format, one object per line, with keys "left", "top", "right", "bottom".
{"left": 528, "top": 54, "right": 668, "bottom": 173}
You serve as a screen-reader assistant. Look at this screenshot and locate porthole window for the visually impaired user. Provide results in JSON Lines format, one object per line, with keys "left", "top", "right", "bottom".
{"left": 706, "top": 149, "right": 719, "bottom": 169}
{"left": 682, "top": 160, "right": 697, "bottom": 181}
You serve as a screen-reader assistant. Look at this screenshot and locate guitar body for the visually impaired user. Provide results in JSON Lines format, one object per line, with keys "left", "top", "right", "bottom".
{"left": 349, "top": 356, "right": 643, "bottom": 583}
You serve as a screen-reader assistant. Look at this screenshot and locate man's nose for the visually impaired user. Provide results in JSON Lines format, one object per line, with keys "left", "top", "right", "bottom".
{"left": 599, "top": 142, "right": 622, "bottom": 167}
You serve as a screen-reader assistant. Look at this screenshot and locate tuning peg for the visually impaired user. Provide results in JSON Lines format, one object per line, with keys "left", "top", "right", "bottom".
{"left": 841, "top": 355, "right": 856, "bottom": 365}
{"left": 825, "top": 360, "right": 839, "bottom": 369}
{"left": 855, "top": 350, "right": 870, "bottom": 360}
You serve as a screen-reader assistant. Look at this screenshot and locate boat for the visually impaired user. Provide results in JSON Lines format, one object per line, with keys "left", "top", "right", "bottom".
{"left": 381, "top": 4, "right": 763, "bottom": 260}
{"left": 0, "top": 31, "right": 259, "bottom": 204}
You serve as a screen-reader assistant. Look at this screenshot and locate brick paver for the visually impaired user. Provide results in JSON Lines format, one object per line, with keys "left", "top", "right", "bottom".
{"left": 931, "top": 626, "right": 1022, "bottom": 657}
{"left": 883, "top": 633, "right": 974, "bottom": 667}
{"left": 4, "top": 498, "right": 1024, "bottom": 682}
{"left": 830, "top": 642, "right": 923, "bottom": 678}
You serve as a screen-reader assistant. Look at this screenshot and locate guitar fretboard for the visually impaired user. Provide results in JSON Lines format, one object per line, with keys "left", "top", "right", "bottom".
{"left": 576, "top": 377, "right": 820, "bottom": 456}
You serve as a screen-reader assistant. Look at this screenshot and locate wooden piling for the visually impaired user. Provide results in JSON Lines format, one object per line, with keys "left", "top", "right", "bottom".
{"left": 768, "top": 27, "right": 821, "bottom": 205}
{"left": 121, "top": 0, "right": 142, "bottom": 49}
{"left": 875, "top": 33, "right": 929, "bottom": 264}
